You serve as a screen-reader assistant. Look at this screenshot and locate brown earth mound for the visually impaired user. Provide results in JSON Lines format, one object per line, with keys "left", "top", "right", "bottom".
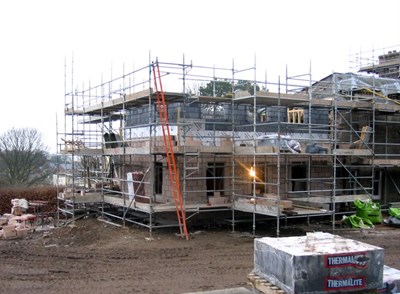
{"left": 1, "top": 217, "right": 399, "bottom": 294}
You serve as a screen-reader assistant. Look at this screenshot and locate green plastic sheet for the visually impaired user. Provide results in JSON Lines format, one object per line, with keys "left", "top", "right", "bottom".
{"left": 388, "top": 207, "right": 400, "bottom": 219}
{"left": 342, "top": 215, "right": 374, "bottom": 229}
{"left": 354, "top": 199, "right": 383, "bottom": 224}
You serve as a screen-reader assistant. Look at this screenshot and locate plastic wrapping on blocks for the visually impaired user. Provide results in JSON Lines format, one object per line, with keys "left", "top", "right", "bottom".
{"left": 253, "top": 232, "right": 384, "bottom": 293}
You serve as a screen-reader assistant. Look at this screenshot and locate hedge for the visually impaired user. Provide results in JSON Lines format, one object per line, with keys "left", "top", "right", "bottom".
{"left": 0, "top": 186, "right": 57, "bottom": 215}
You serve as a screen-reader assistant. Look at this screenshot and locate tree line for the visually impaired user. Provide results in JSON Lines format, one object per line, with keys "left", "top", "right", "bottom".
{"left": 0, "top": 80, "right": 261, "bottom": 188}
{"left": 198, "top": 79, "right": 260, "bottom": 97}
{"left": 0, "top": 128, "right": 53, "bottom": 188}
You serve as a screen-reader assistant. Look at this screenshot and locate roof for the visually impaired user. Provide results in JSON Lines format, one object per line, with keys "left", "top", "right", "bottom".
{"left": 309, "top": 72, "right": 400, "bottom": 100}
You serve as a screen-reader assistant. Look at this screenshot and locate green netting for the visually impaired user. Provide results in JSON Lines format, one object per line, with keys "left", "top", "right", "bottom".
{"left": 342, "top": 215, "right": 374, "bottom": 229}
{"left": 388, "top": 207, "right": 400, "bottom": 219}
{"left": 354, "top": 199, "right": 382, "bottom": 224}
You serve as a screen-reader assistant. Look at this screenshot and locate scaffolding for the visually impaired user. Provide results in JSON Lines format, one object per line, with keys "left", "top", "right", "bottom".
{"left": 57, "top": 54, "right": 400, "bottom": 237}
{"left": 351, "top": 45, "right": 400, "bottom": 79}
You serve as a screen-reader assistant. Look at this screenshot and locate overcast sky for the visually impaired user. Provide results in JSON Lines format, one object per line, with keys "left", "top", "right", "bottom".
{"left": 0, "top": 0, "right": 399, "bottom": 152}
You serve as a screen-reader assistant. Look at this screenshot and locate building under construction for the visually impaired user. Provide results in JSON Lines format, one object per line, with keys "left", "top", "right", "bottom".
{"left": 57, "top": 48, "right": 400, "bottom": 238}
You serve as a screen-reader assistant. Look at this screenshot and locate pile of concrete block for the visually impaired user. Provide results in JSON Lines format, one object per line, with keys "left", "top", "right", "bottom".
{"left": 0, "top": 198, "right": 36, "bottom": 239}
{"left": 0, "top": 213, "right": 34, "bottom": 239}
{"left": 253, "top": 232, "right": 384, "bottom": 293}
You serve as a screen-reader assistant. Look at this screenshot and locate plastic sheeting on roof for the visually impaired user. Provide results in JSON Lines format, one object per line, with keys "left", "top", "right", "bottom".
{"left": 335, "top": 73, "right": 400, "bottom": 97}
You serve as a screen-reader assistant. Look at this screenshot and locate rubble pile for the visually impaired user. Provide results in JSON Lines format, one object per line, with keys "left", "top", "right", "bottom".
{"left": 0, "top": 198, "right": 36, "bottom": 239}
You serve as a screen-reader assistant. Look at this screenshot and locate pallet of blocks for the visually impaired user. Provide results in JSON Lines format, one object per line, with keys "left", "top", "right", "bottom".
{"left": 251, "top": 232, "right": 384, "bottom": 293}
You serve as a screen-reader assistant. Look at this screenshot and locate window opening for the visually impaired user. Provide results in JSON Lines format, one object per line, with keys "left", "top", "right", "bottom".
{"left": 206, "top": 162, "right": 225, "bottom": 196}
{"left": 291, "top": 165, "right": 307, "bottom": 193}
{"left": 154, "top": 162, "right": 163, "bottom": 195}
{"left": 287, "top": 108, "right": 304, "bottom": 123}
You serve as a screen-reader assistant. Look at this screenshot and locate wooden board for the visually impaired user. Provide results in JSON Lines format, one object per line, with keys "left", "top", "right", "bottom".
{"left": 247, "top": 273, "right": 286, "bottom": 294}
{"left": 290, "top": 194, "right": 370, "bottom": 204}
{"left": 372, "top": 159, "right": 400, "bottom": 167}
{"left": 334, "top": 149, "right": 372, "bottom": 156}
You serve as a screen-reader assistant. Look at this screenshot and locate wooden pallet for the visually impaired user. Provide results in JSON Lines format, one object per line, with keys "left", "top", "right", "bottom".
{"left": 247, "top": 273, "right": 377, "bottom": 294}
{"left": 247, "top": 273, "right": 286, "bottom": 294}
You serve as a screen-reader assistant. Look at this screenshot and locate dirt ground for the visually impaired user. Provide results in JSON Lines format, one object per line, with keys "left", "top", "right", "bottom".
{"left": 1, "top": 216, "right": 400, "bottom": 294}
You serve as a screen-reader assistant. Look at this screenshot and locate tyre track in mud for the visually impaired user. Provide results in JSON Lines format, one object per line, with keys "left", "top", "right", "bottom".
{"left": 3, "top": 219, "right": 400, "bottom": 294}
{"left": 0, "top": 220, "right": 254, "bottom": 294}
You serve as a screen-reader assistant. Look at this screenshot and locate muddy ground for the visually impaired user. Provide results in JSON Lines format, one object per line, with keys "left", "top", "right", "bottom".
{"left": 1, "top": 216, "right": 399, "bottom": 294}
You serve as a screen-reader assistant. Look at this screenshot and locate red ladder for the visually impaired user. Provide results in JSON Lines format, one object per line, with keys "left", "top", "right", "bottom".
{"left": 152, "top": 60, "right": 189, "bottom": 240}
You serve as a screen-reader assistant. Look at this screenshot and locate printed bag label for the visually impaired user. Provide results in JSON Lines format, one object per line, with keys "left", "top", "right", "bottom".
{"left": 325, "top": 275, "right": 365, "bottom": 291}
{"left": 325, "top": 252, "right": 369, "bottom": 268}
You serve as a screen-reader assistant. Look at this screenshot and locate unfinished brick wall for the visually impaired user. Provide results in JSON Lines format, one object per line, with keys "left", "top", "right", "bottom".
{"left": 119, "top": 155, "right": 153, "bottom": 201}
{"left": 308, "top": 161, "right": 332, "bottom": 197}
{"left": 233, "top": 156, "right": 333, "bottom": 199}
{"left": 374, "top": 114, "right": 400, "bottom": 155}
{"left": 335, "top": 111, "right": 372, "bottom": 145}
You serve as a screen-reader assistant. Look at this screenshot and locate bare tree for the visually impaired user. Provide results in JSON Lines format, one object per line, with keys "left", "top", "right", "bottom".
{"left": 0, "top": 128, "right": 50, "bottom": 187}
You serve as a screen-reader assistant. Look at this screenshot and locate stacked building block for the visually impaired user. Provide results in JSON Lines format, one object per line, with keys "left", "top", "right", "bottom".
{"left": 253, "top": 232, "right": 384, "bottom": 293}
